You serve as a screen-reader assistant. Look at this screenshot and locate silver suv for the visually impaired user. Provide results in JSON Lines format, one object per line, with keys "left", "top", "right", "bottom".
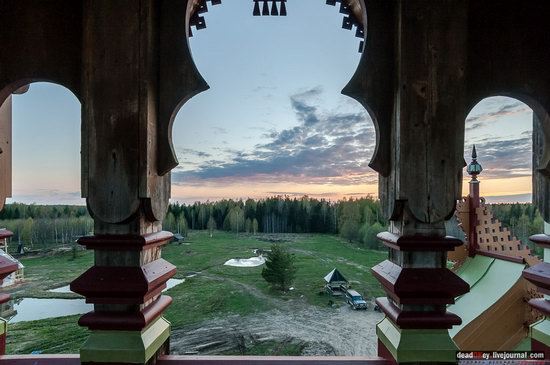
{"left": 345, "top": 289, "right": 368, "bottom": 310}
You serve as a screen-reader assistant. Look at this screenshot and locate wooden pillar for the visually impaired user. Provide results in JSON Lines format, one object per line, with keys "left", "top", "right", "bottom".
{"left": 372, "top": 1, "right": 469, "bottom": 363}
{"left": 0, "top": 95, "right": 12, "bottom": 212}
{"left": 0, "top": 231, "right": 19, "bottom": 355}
{"left": 0, "top": 86, "right": 30, "bottom": 212}
{"left": 70, "top": 1, "right": 174, "bottom": 364}
{"left": 523, "top": 226, "right": 550, "bottom": 357}
{"left": 527, "top": 94, "right": 550, "bottom": 357}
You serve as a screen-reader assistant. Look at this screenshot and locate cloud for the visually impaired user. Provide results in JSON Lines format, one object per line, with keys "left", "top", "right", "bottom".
{"left": 177, "top": 148, "right": 212, "bottom": 159}
{"left": 466, "top": 100, "right": 531, "bottom": 131}
{"left": 465, "top": 132, "right": 531, "bottom": 179}
{"left": 8, "top": 190, "right": 84, "bottom": 205}
{"left": 173, "top": 87, "right": 375, "bottom": 186}
{"left": 289, "top": 87, "right": 323, "bottom": 126}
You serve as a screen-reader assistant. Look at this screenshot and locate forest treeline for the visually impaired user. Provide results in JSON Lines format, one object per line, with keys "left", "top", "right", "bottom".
{"left": 0, "top": 198, "right": 545, "bottom": 251}
{"left": 0, "top": 197, "right": 386, "bottom": 249}
{"left": 490, "top": 203, "right": 544, "bottom": 247}
{"left": 0, "top": 203, "right": 92, "bottom": 247}
{"left": 163, "top": 196, "right": 386, "bottom": 249}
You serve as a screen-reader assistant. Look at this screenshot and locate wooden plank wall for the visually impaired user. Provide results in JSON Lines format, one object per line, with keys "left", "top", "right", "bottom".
{"left": 0, "top": 96, "right": 11, "bottom": 211}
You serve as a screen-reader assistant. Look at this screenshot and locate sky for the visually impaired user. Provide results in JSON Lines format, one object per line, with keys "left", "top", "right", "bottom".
{"left": 6, "top": 0, "right": 534, "bottom": 205}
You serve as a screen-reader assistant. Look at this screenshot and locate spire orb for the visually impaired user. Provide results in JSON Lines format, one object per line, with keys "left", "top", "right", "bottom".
{"left": 467, "top": 145, "right": 483, "bottom": 179}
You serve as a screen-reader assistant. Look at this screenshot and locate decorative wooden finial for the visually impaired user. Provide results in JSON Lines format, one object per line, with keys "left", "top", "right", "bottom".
{"left": 467, "top": 145, "right": 483, "bottom": 180}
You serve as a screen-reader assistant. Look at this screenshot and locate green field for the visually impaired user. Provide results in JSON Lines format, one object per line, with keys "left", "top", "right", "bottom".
{"left": 4, "top": 231, "right": 386, "bottom": 355}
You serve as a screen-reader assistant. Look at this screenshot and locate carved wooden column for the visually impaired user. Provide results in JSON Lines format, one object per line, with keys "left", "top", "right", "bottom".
{"left": 0, "top": 230, "right": 19, "bottom": 355}
{"left": 523, "top": 229, "right": 550, "bottom": 357}
{"left": 368, "top": 1, "right": 470, "bottom": 363}
{"left": 524, "top": 113, "right": 550, "bottom": 357}
{"left": 70, "top": 1, "right": 174, "bottom": 364}
{"left": 0, "top": 96, "right": 12, "bottom": 212}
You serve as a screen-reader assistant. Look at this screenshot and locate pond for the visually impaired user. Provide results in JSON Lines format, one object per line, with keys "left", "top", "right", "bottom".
{"left": 0, "top": 278, "right": 188, "bottom": 323}
{"left": 49, "top": 278, "right": 185, "bottom": 294}
{"left": 8, "top": 298, "right": 92, "bottom": 323}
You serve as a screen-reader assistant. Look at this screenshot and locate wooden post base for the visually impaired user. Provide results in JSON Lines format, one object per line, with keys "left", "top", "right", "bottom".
{"left": 72, "top": 232, "right": 175, "bottom": 364}
{"left": 376, "top": 318, "right": 458, "bottom": 364}
{"left": 80, "top": 317, "right": 170, "bottom": 364}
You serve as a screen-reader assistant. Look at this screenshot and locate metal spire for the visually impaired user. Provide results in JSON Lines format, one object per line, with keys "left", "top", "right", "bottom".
{"left": 467, "top": 145, "right": 482, "bottom": 180}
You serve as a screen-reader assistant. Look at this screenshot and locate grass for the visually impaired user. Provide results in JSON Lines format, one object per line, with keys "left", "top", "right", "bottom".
{"left": 6, "top": 315, "right": 88, "bottom": 354}
{"left": 163, "top": 275, "right": 273, "bottom": 328}
{"left": 4, "top": 231, "right": 387, "bottom": 354}
{"left": 6, "top": 249, "right": 92, "bottom": 299}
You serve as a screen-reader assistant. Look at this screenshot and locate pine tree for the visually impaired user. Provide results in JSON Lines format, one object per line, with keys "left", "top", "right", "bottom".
{"left": 261, "top": 244, "right": 296, "bottom": 291}
{"left": 207, "top": 216, "right": 216, "bottom": 237}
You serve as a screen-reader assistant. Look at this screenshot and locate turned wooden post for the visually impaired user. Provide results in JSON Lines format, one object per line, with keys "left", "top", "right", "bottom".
{"left": 69, "top": 1, "right": 176, "bottom": 363}
{"left": 0, "top": 96, "right": 12, "bottom": 212}
{"left": 0, "top": 230, "right": 19, "bottom": 355}
{"left": 365, "top": 1, "right": 470, "bottom": 363}
{"left": 523, "top": 111, "right": 550, "bottom": 357}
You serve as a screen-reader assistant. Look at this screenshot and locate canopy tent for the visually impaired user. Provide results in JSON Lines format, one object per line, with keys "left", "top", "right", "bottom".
{"left": 324, "top": 268, "right": 348, "bottom": 283}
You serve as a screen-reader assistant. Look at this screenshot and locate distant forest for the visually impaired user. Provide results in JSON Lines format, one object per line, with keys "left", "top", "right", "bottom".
{"left": 0, "top": 198, "right": 545, "bottom": 251}
{"left": 0, "top": 204, "right": 92, "bottom": 248}
{"left": 164, "top": 196, "right": 386, "bottom": 248}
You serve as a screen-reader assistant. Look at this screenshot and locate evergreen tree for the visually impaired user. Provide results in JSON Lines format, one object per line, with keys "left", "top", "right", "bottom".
{"left": 207, "top": 216, "right": 216, "bottom": 238}
{"left": 252, "top": 218, "right": 259, "bottom": 235}
{"left": 261, "top": 244, "right": 296, "bottom": 291}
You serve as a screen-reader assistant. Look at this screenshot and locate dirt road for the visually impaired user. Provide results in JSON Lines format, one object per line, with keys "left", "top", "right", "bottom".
{"left": 170, "top": 302, "right": 383, "bottom": 356}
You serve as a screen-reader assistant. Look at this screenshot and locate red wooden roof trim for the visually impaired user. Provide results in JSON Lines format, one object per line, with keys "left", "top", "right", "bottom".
{"left": 523, "top": 262, "right": 550, "bottom": 291}
{"left": 371, "top": 260, "right": 469, "bottom": 305}
{"left": 475, "top": 250, "right": 525, "bottom": 264}
{"left": 375, "top": 297, "right": 461, "bottom": 329}
{"left": 530, "top": 234, "right": 550, "bottom": 248}
{"left": 377, "top": 232, "right": 463, "bottom": 251}
{"left": 0, "top": 294, "right": 10, "bottom": 305}
{"left": 528, "top": 298, "right": 550, "bottom": 317}
{"left": 70, "top": 259, "right": 176, "bottom": 304}
{"left": 79, "top": 295, "right": 172, "bottom": 331}
{"left": 0, "top": 230, "right": 13, "bottom": 239}
{"left": 77, "top": 231, "right": 173, "bottom": 251}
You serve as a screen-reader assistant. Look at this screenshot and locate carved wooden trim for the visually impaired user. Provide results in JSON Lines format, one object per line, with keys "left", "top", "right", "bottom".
{"left": 0, "top": 230, "right": 13, "bottom": 240}
{"left": 474, "top": 250, "right": 525, "bottom": 264}
{"left": 0, "top": 256, "right": 18, "bottom": 282}
{"left": 523, "top": 262, "right": 550, "bottom": 294}
{"left": 530, "top": 234, "right": 550, "bottom": 248}
{"left": 377, "top": 232, "right": 463, "bottom": 251}
{"left": 77, "top": 231, "right": 173, "bottom": 251}
{"left": 0, "top": 294, "right": 10, "bottom": 305}
{"left": 79, "top": 295, "right": 172, "bottom": 331}
{"left": 375, "top": 297, "right": 461, "bottom": 329}
{"left": 528, "top": 298, "right": 550, "bottom": 317}
{"left": 71, "top": 259, "right": 176, "bottom": 304}
{"left": 371, "top": 260, "right": 469, "bottom": 305}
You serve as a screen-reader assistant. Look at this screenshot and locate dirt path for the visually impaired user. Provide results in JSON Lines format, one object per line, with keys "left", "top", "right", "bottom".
{"left": 170, "top": 250, "right": 382, "bottom": 356}
{"left": 170, "top": 303, "right": 383, "bottom": 356}
{"left": 200, "top": 273, "right": 290, "bottom": 309}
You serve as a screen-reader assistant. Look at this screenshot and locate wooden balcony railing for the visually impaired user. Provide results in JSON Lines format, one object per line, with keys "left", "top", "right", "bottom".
{"left": 0, "top": 355, "right": 391, "bottom": 364}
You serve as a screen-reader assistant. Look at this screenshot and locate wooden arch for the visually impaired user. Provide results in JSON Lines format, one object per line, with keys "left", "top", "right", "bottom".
{"left": 157, "top": 0, "right": 394, "bottom": 185}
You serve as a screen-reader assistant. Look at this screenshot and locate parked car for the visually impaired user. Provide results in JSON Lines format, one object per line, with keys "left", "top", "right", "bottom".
{"left": 345, "top": 289, "right": 368, "bottom": 310}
